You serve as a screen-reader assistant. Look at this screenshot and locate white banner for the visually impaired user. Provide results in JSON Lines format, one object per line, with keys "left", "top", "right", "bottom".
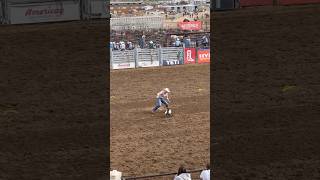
{"left": 8, "top": 1, "right": 80, "bottom": 24}
{"left": 112, "top": 62, "right": 135, "bottom": 70}
{"left": 137, "top": 61, "right": 160, "bottom": 68}
{"left": 90, "top": 0, "right": 109, "bottom": 18}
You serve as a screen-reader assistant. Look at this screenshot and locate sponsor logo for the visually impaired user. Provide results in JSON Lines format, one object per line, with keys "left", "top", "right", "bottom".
{"left": 198, "top": 52, "right": 210, "bottom": 59}
{"left": 163, "top": 60, "right": 182, "bottom": 65}
{"left": 184, "top": 48, "right": 196, "bottom": 64}
{"left": 178, "top": 21, "right": 202, "bottom": 31}
{"left": 139, "top": 61, "right": 159, "bottom": 67}
{"left": 25, "top": 7, "right": 64, "bottom": 17}
{"left": 118, "top": 63, "right": 130, "bottom": 67}
{"left": 186, "top": 50, "right": 195, "bottom": 62}
{"left": 197, "top": 50, "right": 210, "bottom": 63}
{"left": 180, "top": 23, "right": 200, "bottom": 29}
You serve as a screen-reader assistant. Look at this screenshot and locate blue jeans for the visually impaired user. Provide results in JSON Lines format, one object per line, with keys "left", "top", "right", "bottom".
{"left": 152, "top": 98, "right": 169, "bottom": 112}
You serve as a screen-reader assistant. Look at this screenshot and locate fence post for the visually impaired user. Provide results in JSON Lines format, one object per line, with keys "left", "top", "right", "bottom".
{"left": 150, "top": 49, "right": 153, "bottom": 64}
{"left": 159, "top": 47, "right": 163, "bottom": 66}
{"left": 134, "top": 48, "right": 138, "bottom": 68}
{"left": 110, "top": 48, "right": 113, "bottom": 70}
{"left": 196, "top": 47, "right": 198, "bottom": 64}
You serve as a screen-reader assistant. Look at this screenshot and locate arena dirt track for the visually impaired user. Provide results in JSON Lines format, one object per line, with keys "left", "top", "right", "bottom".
{"left": 1, "top": 21, "right": 108, "bottom": 179}
{"left": 212, "top": 4, "right": 320, "bottom": 179}
{"left": 110, "top": 64, "right": 210, "bottom": 178}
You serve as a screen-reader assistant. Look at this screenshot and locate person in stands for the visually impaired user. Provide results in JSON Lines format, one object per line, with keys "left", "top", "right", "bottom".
{"left": 120, "top": 41, "right": 126, "bottom": 51}
{"left": 201, "top": 35, "right": 209, "bottom": 47}
{"left": 175, "top": 38, "right": 181, "bottom": 47}
{"left": 174, "top": 165, "right": 191, "bottom": 180}
{"left": 200, "top": 163, "right": 210, "bottom": 180}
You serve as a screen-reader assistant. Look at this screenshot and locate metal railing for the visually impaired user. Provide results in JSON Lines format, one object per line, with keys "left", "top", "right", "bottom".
{"left": 122, "top": 169, "right": 205, "bottom": 180}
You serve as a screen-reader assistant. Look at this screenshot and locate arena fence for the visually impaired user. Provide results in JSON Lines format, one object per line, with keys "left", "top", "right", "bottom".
{"left": 110, "top": 47, "right": 210, "bottom": 70}
{"left": 121, "top": 169, "right": 205, "bottom": 180}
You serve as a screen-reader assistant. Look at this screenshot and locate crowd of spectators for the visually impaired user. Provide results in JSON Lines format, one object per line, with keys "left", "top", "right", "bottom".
{"left": 172, "top": 34, "right": 209, "bottom": 48}
{"left": 110, "top": 41, "right": 135, "bottom": 51}
{"left": 110, "top": 32, "right": 209, "bottom": 51}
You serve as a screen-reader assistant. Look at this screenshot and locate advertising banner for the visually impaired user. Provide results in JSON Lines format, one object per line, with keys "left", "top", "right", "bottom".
{"left": 112, "top": 62, "right": 135, "bottom": 70}
{"left": 162, "top": 59, "right": 184, "bottom": 66}
{"left": 137, "top": 61, "right": 160, "bottom": 67}
{"left": 184, "top": 48, "right": 196, "bottom": 64}
{"left": 178, "top": 21, "right": 202, "bottom": 31}
{"left": 8, "top": 1, "right": 80, "bottom": 24}
{"left": 197, "top": 49, "right": 210, "bottom": 64}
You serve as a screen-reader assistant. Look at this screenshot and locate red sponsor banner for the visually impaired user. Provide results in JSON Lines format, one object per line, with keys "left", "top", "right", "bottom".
{"left": 279, "top": 0, "right": 320, "bottom": 5}
{"left": 184, "top": 48, "right": 196, "bottom": 64}
{"left": 240, "top": 0, "right": 273, "bottom": 6}
{"left": 178, "top": 21, "right": 202, "bottom": 31}
{"left": 197, "top": 49, "right": 210, "bottom": 64}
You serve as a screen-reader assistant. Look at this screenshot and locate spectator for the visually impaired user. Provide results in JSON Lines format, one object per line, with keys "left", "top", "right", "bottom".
{"left": 114, "top": 42, "right": 120, "bottom": 50}
{"left": 201, "top": 35, "right": 209, "bottom": 47}
{"left": 200, "top": 164, "right": 210, "bottom": 180}
{"left": 120, "top": 41, "right": 126, "bottom": 51}
{"left": 110, "top": 42, "right": 114, "bottom": 50}
{"left": 142, "top": 35, "right": 146, "bottom": 47}
{"left": 149, "top": 41, "right": 155, "bottom": 49}
{"left": 139, "top": 35, "right": 146, "bottom": 49}
{"left": 128, "top": 42, "right": 134, "bottom": 50}
{"left": 175, "top": 38, "right": 181, "bottom": 47}
{"left": 183, "top": 36, "right": 191, "bottom": 48}
{"left": 174, "top": 165, "right": 191, "bottom": 180}
{"left": 177, "top": 50, "right": 183, "bottom": 62}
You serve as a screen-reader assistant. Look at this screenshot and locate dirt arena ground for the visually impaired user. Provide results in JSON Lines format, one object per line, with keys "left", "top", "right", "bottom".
{"left": 110, "top": 64, "right": 210, "bottom": 178}
{"left": 0, "top": 21, "right": 108, "bottom": 179}
{"left": 212, "top": 4, "right": 320, "bottom": 179}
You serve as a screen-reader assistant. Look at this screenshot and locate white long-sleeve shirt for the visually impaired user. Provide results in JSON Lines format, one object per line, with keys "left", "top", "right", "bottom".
{"left": 156, "top": 89, "right": 169, "bottom": 99}
{"left": 174, "top": 173, "right": 192, "bottom": 180}
{"left": 200, "top": 169, "right": 210, "bottom": 180}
